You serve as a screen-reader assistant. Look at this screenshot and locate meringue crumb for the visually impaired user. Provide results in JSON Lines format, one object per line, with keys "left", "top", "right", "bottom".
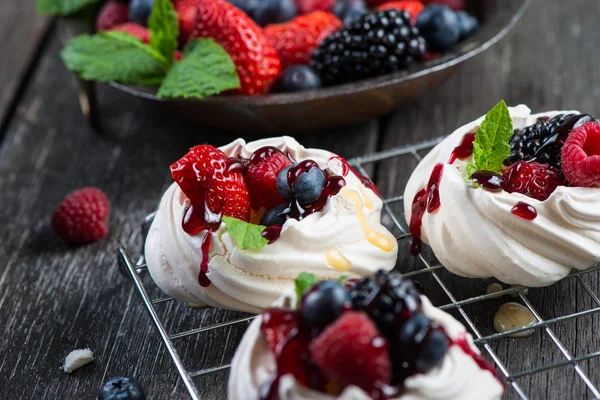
{"left": 63, "top": 348, "right": 94, "bottom": 373}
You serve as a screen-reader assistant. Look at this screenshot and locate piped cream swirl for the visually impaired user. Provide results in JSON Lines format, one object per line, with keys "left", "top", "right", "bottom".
{"left": 144, "top": 137, "right": 397, "bottom": 313}
{"left": 403, "top": 105, "right": 600, "bottom": 287}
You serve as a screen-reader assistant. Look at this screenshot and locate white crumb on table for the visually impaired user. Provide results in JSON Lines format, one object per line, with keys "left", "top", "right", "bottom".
{"left": 63, "top": 348, "right": 94, "bottom": 373}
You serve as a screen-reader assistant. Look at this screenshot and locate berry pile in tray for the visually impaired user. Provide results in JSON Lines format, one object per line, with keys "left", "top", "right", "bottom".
{"left": 259, "top": 270, "right": 453, "bottom": 398}
{"left": 52, "top": 0, "right": 479, "bottom": 99}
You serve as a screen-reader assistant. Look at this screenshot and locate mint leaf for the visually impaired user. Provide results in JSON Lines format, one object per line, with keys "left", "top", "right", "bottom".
{"left": 148, "top": 0, "right": 179, "bottom": 65}
{"left": 470, "top": 100, "right": 514, "bottom": 175}
{"left": 37, "top": 0, "right": 99, "bottom": 15}
{"left": 338, "top": 275, "right": 348, "bottom": 283}
{"left": 157, "top": 39, "right": 240, "bottom": 99}
{"left": 295, "top": 273, "right": 321, "bottom": 302}
{"left": 61, "top": 32, "right": 168, "bottom": 85}
{"left": 222, "top": 216, "right": 269, "bottom": 250}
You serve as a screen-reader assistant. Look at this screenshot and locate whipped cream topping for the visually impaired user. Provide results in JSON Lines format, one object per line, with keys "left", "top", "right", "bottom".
{"left": 228, "top": 292, "right": 503, "bottom": 400}
{"left": 145, "top": 137, "right": 397, "bottom": 313}
{"left": 403, "top": 105, "right": 600, "bottom": 287}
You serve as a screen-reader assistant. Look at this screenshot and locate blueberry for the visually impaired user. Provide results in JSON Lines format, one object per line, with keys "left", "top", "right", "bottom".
{"left": 415, "top": 5, "right": 461, "bottom": 52}
{"left": 276, "top": 164, "right": 295, "bottom": 202}
{"left": 98, "top": 376, "right": 146, "bottom": 400}
{"left": 294, "top": 167, "right": 326, "bottom": 207}
{"left": 260, "top": 204, "right": 288, "bottom": 226}
{"left": 332, "top": 0, "right": 367, "bottom": 26}
{"left": 273, "top": 66, "right": 322, "bottom": 93}
{"left": 300, "top": 281, "right": 351, "bottom": 332}
{"left": 456, "top": 11, "right": 479, "bottom": 40}
{"left": 229, "top": 0, "right": 297, "bottom": 26}
{"left": 128, "top": 0, "right": 154, "bottom": 26}
{"left": 396, "top": 315, "right": 448, "bottom": 374}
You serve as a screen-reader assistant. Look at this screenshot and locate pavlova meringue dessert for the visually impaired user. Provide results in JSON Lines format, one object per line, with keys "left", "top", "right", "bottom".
{"left": 145, "top": 137, "right": 397, "bottom": 313}
{"left": 228, "top": 270, "right": 504, "bottom": 399}
{"left": 404, "top": 101, "right": 600, "bottom": 287}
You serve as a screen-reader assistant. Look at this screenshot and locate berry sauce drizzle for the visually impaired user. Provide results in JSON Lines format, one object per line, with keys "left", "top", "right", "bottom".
{"left": 471, "top": 171, "right": 504, "bottom": 192}
{"left": 198, "top": 231, "right": 212, "bottom": 287}
{"left": 409, "top": 163, "right": 444, "bottom": 256}
{"left": 449, "top": 132, "right": 476, "bottom": 164}
{"left": 511, "top": 201, "right": 537, "bottom": 220}
{"left": 329, "top": 155, "right": 382, "bottom": 198}
{"left": 452, "top": 333, "right": 504, "bottom": 385}
{"left": 262, "top": 224, "right": 283, "bottom": 243}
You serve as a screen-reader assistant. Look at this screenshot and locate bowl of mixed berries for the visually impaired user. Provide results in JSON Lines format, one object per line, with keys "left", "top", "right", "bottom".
{"left": 48, "top": 0, "right": 528, "bottom": 133}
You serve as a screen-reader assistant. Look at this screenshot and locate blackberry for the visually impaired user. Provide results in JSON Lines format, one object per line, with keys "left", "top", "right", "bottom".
{"left": 349, "top": 270, "right": 421, "bottom": 335}
{"left": 507, "top": 113, "right": 596, "bottom": 170}
{"left": 310, "top": 10, "right": 426, "bottom": 86}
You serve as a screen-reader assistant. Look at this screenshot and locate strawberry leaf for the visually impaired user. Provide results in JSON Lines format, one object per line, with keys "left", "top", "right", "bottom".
{"left": 148, "top": 0, "right": 179, "bottom": 65}
{"left": 222, "top": 216, "right": 269, "bottom": 250}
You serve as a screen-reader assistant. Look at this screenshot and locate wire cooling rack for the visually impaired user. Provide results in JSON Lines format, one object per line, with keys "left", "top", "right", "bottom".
{"left": 117, "top": 137, "right": 600, "bottom": 400}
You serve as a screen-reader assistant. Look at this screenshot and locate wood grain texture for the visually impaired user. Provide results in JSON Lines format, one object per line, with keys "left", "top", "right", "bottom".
{"left": 1, "top": 0, "right": 599, "bottom": 399}
{"left": 0, "top": 1, "right": 52, "bottom": 132}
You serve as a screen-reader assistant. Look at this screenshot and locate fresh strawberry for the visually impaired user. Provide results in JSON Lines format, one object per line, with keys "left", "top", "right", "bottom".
{"left": 245, "top": 147, "right": 292, "bottom": 210}
{"left": 422, "top": 0, "right": 465, "bottom": 11}
{"left": 52, "top": 188, "right": 110, "bottom": 244}
{"left": 309, "top": 312, "right": 391, "bottom": 394}
{"left": 261, "top": 309, "right": 298, "bottom": 353}
{"left": 171, "top": 145, "right": 250, "bottom": 232}
{"left": 561, "top": 121, "right": 600, "bottom": 187}
{"left": 173, "top": 0, "right": 201, "bottom": 45}
{"left": 111, "top": 23, "right": 151, "bottom": 43}
{"left": 295, "top": 0, "right": 335, "bottom": 14}
{"left": 265, "top": 11, "right": 341, "bottom": 68}
{"left": 96, "top": 0, "right": 129, "bottom": 31}
{"left": 376, "top": 1, "right": 424, "bottom": 24}
{"left": 502, "top": 161, "right": 565, "bottom": 201}
{"left": 188, "top": 0, "right": 282, "bottom": 95}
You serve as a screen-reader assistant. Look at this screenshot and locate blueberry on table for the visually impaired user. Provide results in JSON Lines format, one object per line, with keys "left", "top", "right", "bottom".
{"left": 260, "top": 204, "right": 288, "bottom": 226}
{"left": 98, "top": 376, "right": 146, "bottom": 400}
{"left": 276, "top": 164, "right": 296, "bottom": 202}
{"left": 128, "top": 0, "right": 154, "bottom": 26}
{"left": 332, "top": 0, "right": 368, "bottom": 26}
{"left": 229, "top": 0, "right": 297, "bottom": 26}
{"left": 294, "top": 167, "right": 326, "bottom": 207}
{"left": 415, "top": 5, "right": 461, "bottom": 52}
{"left": 272, "top": 66, "right": 322, "bottom": 93}
{"left": 300, "top": 281, "right": 351, "bottom": 332}
{"left": 456, "top": 11, "right": 479, "bottom": 40}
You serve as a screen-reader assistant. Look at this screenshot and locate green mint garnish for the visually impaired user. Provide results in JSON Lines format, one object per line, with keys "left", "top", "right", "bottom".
{"left": 467, "top": 100, "right": 514, "bottom": 177}
{"left": 157, "top": 39, "right": 241, "bottom": 99}
{"left": 294, "top": 272, "right": 321, "bottom": 303}
{"left": 59, "top": 0, "right": 240, "bottom": 98}
{"left": 148, "top": 0, "right": 179, "bottom": 67}
{"left": 222, "top": 216, "right": 269, "bottom": 250}
{"left": 37, "top": 0, "right": 100, "bottom": 16}
{"left": 60, "top": 32, "right": 168, "bottom": 85}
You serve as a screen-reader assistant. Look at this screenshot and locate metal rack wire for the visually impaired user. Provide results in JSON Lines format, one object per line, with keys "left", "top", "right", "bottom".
{"left": 117, "top": 137, "right": 600, "bottom": 400}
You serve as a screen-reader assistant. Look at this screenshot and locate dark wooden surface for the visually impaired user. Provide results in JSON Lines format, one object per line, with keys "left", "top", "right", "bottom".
{"left": 1, "top": 1, "right": 599, "bottom": 399}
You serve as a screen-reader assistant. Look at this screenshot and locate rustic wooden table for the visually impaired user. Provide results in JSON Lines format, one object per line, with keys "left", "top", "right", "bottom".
{"left": 2, "top": 0, "right": 600, "bottom": 399}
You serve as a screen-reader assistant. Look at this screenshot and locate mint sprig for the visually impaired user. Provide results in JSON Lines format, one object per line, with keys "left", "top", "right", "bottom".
{"left": 59, "top": 0, "right": 240, "bottom": 98}
{"left": 37, "top": 0, "right": 99, "bottom": 16}
{"left": 61, "top": 32, "right": 168, "bottom": 85}
{"left": 467, "top": 100, "right": 514, "bottom": 177}
{"left": 222, "top": 217, "right": 269, "bottom": 250}
{"left": 157, "top": 39, "right": 240, "bottom": 99}
{"left": 295, "top": 273, "right": 321, "bottom": 302}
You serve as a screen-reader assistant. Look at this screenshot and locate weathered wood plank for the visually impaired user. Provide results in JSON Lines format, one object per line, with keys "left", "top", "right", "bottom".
{"left": 0, "top": 2, "right": 52, "bottom": 132}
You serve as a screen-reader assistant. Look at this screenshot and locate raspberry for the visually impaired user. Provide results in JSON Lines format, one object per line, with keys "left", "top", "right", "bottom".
{"left": 376, "top": 1, "right": 425, "bottom": 24}
{"left": 96, "top": 0, "right": 129, "bottom": 31}
{"left": 502, "top": 161, "right": 565, "bottom": 201}
{"left": 171, "top": 145, "right": 250, "bottom": 232}
{"left": 245, "top": 147, "right": 293, "bottom": 210}
{"left": 561, "top": 121, "right": 600, "bottom": 187}
{"left": 422, "top": 0, "right": 465, "bottom": 10}
{"left": 261, "top": 309, "right": 298, "bottom": 353}
{"left": 309, "top": 312, "right": 391, "bottom": 394}
{"left": 51, "top": 188, "right": 110, "bottom": 244}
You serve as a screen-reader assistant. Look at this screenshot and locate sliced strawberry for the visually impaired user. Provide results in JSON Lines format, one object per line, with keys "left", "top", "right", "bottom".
{"left": 309, "top": 311, "right": 391, "bottom": 395}
{"left": 173, "top": 0, "right": 201, "bottom": 46}
{"left": 264, "top": 11, "right": 342, "bottom": 68}
{"left": 189, "top": 0, "right": 282, "bottom": 95}
{"left": 96, "top": 0, "right": 129, "bottom": 31}
{"left": 111, "top": 23, "right": 151, "bottom": 43}
{"left": 295, "top": 0, "right": 336, "bottom": 14}
{"left": 171, "top": 145, "right": 250, "bottom": 233}
{"left": 245, "top": 147, "right": 292, "bottom": 210}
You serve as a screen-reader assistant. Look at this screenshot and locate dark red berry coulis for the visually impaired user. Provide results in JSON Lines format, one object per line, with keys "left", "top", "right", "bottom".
{"left": 409, "top": 163, "right": 444, "bottom": 256}
{"left": 449, "top": 131, "right": 476, "bottom": 164}
{"left": 471, "top": 171, "right": 504, "bottom": 192}
{"left": 511, "top": 201, "right": 537, "bottom": 220}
